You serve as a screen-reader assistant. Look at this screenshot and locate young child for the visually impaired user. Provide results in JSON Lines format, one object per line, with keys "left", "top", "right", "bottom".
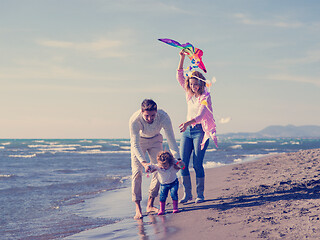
{"left": 147, "top": 151, "right": 184, "bottom": 215}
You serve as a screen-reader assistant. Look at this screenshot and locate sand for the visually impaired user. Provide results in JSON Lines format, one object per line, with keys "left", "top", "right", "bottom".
{"left": 67, "top": 148, "right": 320, "bottom": 239}
{"left": 165, "top": 148, "right": 320, "bottom": 239}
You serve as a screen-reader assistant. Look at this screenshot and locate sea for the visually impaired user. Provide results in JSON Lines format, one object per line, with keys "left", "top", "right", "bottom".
{"left": 1, "top": 138, "right": 320, "bottom": 240}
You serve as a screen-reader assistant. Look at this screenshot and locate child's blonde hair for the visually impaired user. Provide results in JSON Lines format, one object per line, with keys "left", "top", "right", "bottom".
{"left": 185, "top": 71, "right": 206, "bottom": 96}
{"left": 157, "top": 151, "right": 174, "bottom": 167}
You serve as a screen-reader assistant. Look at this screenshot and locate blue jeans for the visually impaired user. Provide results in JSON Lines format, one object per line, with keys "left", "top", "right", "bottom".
{"left": 180, "top": 124, "right": 209, "bottom": 178}
{"left": 159, "top": 178, "right": 179, "bottom": 202}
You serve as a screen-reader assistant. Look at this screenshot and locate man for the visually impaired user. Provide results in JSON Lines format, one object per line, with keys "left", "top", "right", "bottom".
{"left": 129, "top": 99, "right": 181, "bottom": 219}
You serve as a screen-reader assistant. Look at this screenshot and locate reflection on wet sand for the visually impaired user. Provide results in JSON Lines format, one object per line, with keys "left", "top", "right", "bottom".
{"left": 137, "top": 213, "right": 174, "bottom": 239}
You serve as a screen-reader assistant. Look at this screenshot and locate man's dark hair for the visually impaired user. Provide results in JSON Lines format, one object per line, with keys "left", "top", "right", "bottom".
{"left": 141, "top": 99, "right": 157, "bottom": 112}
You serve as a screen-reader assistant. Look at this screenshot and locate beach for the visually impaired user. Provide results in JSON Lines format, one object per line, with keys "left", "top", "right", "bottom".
{"left": 165, "top": 148, "right": 320, "bottom": 239}
{"left": 67, "top": 148, "right": 320, "bottom": 239}
{"left": 2, "top": 140, "right": 320, "bottom": 239}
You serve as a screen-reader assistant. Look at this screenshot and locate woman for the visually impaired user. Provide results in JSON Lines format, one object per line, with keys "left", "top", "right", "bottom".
{"left": 177, "top": 50, "right": 217, "bottom": 203}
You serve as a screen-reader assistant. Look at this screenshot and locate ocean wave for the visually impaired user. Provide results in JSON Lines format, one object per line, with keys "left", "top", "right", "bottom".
{"left": 37, "top": 147, "right": 77, "bottom": 152}
{"left": 1, "top": 142, "right": 11, "bottom": 145}
{"left": 9, "top": 154, "right": 36, "bottom": 158}
{"left": 0, "top": 174, "right": 15, "bottom": 178}
{"left": 0, "top": 146, "right": 5, "bottom": 149}
{"left": 204, "top": 161, "right": 226, "bottom": 169}
{"left": 120, "top": 146, "right": 131, "bottom": 150}
{"left": 109, "top": 143, "right": 131, "bottom": 150}
{"left": 28, "top": 144, "right": 79, "bottom": 153}
{"left": 233, "top": 158, "right": 243, "bottom": 163}
{"left": 206, "top": 148, "right": 217, "bottom": 152}
{"left": 228, "top": 145, "right": 242, "bottom": 149}
{"left": 234, "top": 141, "right": 258, "bottom": 144}
{"left": 79, "top": 140, "right": 92, "bottom": 143}
{"left": 281, "top": 141, "right": 301, "bottom": 145}
{"left": 28, "top": 145, "right": 46, "bottom": 148}
{"left": 103, "top": 175, "right": 131, "bottom": 185}
{"left": 264, "top": 148, "right": 278, "bottom": 151}
{"left": 245, "top": 141, "right": 258, "bottom": 144}
{"left": 77, "top": 150, "right": 130, "bottom": 154}
{"left": 28, "top": 144, "right": 80, "bottom": 148}
{"left": 242, "top": 153, "right": 275, "bottom": 162}
{"left": 121, "top": 175, "right": 131, "bottom": 181}
{"left": 81, "top": 145, "right": 102, "bottom": 149}
{"left": 109, "top": 143, "right": 120, "bottom": 147}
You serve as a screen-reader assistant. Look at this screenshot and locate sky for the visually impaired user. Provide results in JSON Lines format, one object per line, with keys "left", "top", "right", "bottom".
{"left": 1, "top": 0, "right": 319, "bottom": 139}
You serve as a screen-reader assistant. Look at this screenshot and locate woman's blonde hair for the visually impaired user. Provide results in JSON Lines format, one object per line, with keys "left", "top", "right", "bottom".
{"left": 185, "top": 71, "right": 206, "bottom": 96}
{"left": 157, "top": 151, "right": 174, "bottom": 167}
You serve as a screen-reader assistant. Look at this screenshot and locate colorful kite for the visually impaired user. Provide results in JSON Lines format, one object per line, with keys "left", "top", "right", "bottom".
{"left": 158, "top": 38, "right": 207, "bottom": 73}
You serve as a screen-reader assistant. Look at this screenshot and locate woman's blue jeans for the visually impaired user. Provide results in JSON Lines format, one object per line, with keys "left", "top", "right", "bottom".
{"left": 159, "top": 178, "right": 179, "bottom": 202}
{"left": 180, "top": 124, "right": 209, "bottom": 178}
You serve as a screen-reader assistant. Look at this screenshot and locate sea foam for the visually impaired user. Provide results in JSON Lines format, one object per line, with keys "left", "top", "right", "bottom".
{"left": 204, "top": 161, "right": 226, "bottom": 169}
{"left": 9, "top": 154, "right": 36, "bottom": 158}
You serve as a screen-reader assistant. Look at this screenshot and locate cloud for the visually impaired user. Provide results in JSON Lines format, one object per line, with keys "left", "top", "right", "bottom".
{"left": 266, "top": 74, "right": 320, "bottom": 87}
{"left": 38, "top": 39, "right": 120, "bottom": 50}
{"left": 0, "top": 81, "right": 176, "bottom": 95}
{"left": 219, "top": 117, "right": 232, "bottom": 124}
{"left": 100, "top": 0, "right": 190, "bottom": 15}
{"left": 36, "top": 38, "right": 126, "bottom": 58}
{"left": 277, "top": 50, "right": 320, "bottom": 65}
{"left": 0, "top": 58, "right": 106, "bottom": 81}
{"left": 233, "top": 13, "right": 303, "bottom": 28}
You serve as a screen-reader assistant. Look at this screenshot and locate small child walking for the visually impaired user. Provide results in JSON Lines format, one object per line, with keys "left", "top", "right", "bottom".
{"left": 147, "top": 151, "right": 185, "bottom": 215}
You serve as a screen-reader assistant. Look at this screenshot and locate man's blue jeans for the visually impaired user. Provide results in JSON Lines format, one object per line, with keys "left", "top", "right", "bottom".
{"left": 180, "top": 124, "right": 209, "bottom": 178}
{"left": 159, "top": 178, "right": 179, "bottom": 202}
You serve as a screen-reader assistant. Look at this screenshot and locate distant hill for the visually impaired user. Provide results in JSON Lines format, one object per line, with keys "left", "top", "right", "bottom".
{"left": 220, "top": 125, "right": 320, "bottom": 138}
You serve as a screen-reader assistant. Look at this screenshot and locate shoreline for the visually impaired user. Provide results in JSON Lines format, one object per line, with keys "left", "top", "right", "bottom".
{"left": 66, "top": 148, "right": 320, "bottom": 239}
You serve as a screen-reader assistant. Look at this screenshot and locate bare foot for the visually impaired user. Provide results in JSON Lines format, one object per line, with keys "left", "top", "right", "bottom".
{"left": 134, "top": 212, "right": 143, "bottom": 220}
{"left": 134, "top": 200, "right": 143, "bottom": 219}
{"left": 134, "top": 201, "right": 143, "bottom": 219}
{"left": 146, "top": 206, "right": 159, "bottom": 213}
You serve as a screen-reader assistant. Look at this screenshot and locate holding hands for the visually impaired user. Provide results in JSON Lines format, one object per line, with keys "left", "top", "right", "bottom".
{"left": 176, "top": 159, "right": 185, "bottom": 170}
{"left": 141, "top": 162, "right": 151, "bottom": 173}
{"left": 143, "top": 162, "right": 157, "bottom": 173}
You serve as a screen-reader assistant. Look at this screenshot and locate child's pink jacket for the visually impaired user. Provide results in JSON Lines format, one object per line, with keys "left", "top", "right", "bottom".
{"left": 177, "top": 69, "right": 218, "bottom": 149}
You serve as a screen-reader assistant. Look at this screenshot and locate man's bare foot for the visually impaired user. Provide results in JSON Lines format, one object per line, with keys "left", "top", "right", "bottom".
{"left": 146, "top": 206, "right": 159, "bottom": 213}
{"left": 134, "top": 200, "right": 143, "bottom": 219}
{"left": 134, "top": 212, "right": 143, "bottom": 220}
